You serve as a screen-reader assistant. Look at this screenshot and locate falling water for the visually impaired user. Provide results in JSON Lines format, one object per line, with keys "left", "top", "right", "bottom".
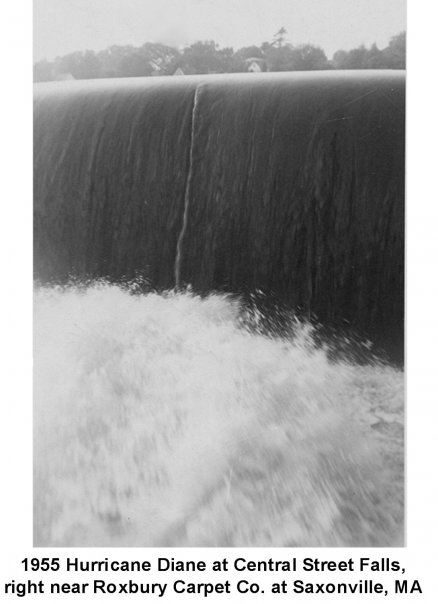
{"left": 33, "top": 71, "right": 405, "bottom": 546}
{"left": 175, "top": 85, "right": 203, "bottom": 290}
{"left": 34, "top": 72, "right": 404, "bottom": 356}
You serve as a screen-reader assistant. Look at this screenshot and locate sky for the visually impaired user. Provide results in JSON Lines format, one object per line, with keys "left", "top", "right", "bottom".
{"left": 34, "top": 0, "right": 406, "bottom": 61}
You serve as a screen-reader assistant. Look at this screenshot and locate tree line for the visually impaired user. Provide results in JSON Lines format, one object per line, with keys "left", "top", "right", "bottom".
{"left": 34, "top": 30, "right": 405, "bottom": 82}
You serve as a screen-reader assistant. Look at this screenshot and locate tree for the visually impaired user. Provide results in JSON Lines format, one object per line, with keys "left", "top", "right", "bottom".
{"left": 273, "top": 27, "right": 288, "bottom": 48}
{"left": 34, "top": 59, "right": 54, "bottom": 82}
{"left": 290, "top": 44, "right": 330, "bottom": 71}
{"left": 53, "top": 50, "right": 101, "bottom": 79}
{"left": 332, "top": 45, "right": 368, "bottom": 69}
{"left": 182, "top": 41, "right": 227, "bottom": 74}
{"left": 261, "top": 42, "right": 329, "bottom": 72}
{"left": 331, "top": 33, "right": 405, "bottom": 70}
{"left": 364, "top": 44, "right": 385, "bottom": 69}
{"left": 141, "top": 42, "right": 182, "bottom": 75}
{"left": 118, "top": 52, "right": 152, "bottom": 77}
{"left": 382, "top": 32, "right": 406, "bottom": 69}
{"left": 332, "top": 49, "right": 348, "bottom": 69}
{"left": 33, "top": 31, "right": 407, "bottom": 82}
{"left": 262, "top": 42, "right": 294, "bottom": 71}
{"left": 54, "top": 51, "right": 83, "bottom": 78}
{"left": 78, "top": 50, "right": 101, "bottom": 79}
{"left": 231, "top": 46, "right": 265, "bottom": 72}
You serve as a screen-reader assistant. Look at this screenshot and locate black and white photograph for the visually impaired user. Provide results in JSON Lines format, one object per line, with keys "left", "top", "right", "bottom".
{"left": 31, "top": 0, "right": 406, "bottom": 548}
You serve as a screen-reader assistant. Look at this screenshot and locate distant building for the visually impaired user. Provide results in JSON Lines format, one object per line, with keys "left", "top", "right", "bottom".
{"left": 149, "top": 60, "right": 161, "bottom": 76}
{"left": 244, "top": 58, "right": 267, "bottom": 73}
{"left": 172, "top": 67, "right": 185, "bottom": 76}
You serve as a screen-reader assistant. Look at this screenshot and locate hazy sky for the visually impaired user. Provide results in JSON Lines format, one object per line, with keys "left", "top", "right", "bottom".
{"left": 34, "top": 0, "right": 406, "bottom": 61}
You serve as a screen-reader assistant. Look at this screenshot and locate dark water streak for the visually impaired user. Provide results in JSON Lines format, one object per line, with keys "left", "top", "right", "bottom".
{"left": 34, "top": 71, "right": 404, "bottom": 359}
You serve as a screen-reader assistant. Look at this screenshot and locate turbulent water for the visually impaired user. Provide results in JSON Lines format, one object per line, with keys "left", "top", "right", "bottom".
{"left": 34, "top": 283, "right": 404, "bottom": 547}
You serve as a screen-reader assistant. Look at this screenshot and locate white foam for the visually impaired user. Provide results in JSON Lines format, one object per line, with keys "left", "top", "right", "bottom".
{"left": 34, "top": 283, "right": 404, "bottom": 546}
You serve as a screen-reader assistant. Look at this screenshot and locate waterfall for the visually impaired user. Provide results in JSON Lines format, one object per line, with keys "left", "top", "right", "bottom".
{"left": 34, "top": 71, "right": 405, "bottom": 359}
{"left": 33, "top": 72, "right": 405, "bottom": 546}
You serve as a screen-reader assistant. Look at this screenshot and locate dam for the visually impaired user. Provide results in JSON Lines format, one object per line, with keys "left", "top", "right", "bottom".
{"left": 33, "top": 71, "right": 405, "bottom": 546}
{"left": 34, "top": 71, "right": 404, "bottom": 356}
